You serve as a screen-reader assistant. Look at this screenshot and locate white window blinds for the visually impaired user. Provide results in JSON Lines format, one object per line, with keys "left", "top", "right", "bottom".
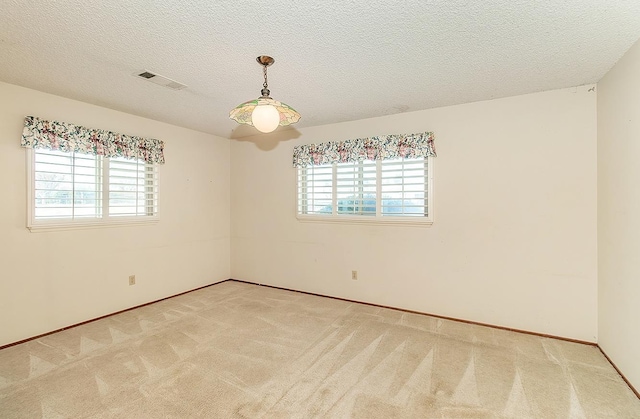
{"left": 381, "top": 158, "right": 428, "bottom": 217}
{"left": 34, "top": 149, "right": 102, "bottom": 219}
{"left": 336, "top": 161, "right": 377, "bottom": 215}
{"left": 29, "top": 148, "right": 159, "bottom": 229}
{"left": 297, "top": 157, "right": 432, "bottom": 222}
{"left": 108, "top": 157, "right": 158, "bottom": 217}
{"left": 297, "top": 164, "right": 332, "bottom": 215}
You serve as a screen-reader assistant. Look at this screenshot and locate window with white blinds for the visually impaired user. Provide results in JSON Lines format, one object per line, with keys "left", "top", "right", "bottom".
{"left": 336, "top": 161, "right": 377, "bottom": 215}
{"left": 28, "top": 148, "right": 158, "bottom": 230}
{"left": 297, "top": 164, "right": 332, "bottom": 215}
{"left": 381, "top": 158, "right": 428, "bottom": 217}
{"left": 33, "top": 149, "right": 102, "bottom": 219}
{"left": 108, "top": 157, "right": 158, "bottom": 217}
{"left": 297, "top": 157, "right": 432, "bottom": 223}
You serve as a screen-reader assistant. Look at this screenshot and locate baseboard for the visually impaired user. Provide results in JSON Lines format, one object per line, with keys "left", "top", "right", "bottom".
{"left": 0, "top": 279, "right": 231, "bottom": 350}
{"left": 3, "top": 277, "right": 638, "bottom": 401}
{"left": 0, "top": 277, "right": 595, "bottom": 349}
{"left": 229, "top": 278, "right": 596, "bottom": 346}
{"left": 230, "top": 278, "right": 640, "bottom": 401}
{"left": 597, "top": 346, "right": 640, "bottom": 400}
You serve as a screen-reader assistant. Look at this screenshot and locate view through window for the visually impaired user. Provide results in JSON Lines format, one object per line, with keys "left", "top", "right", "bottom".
{"left": 297, "top": 157, "right": 431, "bottom": 220}
{"left": 31, "top": 148, "right": 158, "bottom": 225}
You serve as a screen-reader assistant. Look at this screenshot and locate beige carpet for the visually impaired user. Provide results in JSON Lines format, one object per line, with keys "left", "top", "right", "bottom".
{"left": 1, "top": 281, "right": 639, "bottom": 418}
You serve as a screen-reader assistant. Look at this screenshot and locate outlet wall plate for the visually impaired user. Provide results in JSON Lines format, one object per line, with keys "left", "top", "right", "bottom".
{"left": 129, "top": 275, "right": 136, "bottom": 285}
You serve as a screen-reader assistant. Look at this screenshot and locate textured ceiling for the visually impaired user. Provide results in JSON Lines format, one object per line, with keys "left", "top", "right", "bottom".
{"left": 1, "top": 1, "right": 640, "bottom": 138}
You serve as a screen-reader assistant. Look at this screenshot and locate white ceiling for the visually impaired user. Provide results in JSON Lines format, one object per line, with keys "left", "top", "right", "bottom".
{"left": 1, "top": 1, "right": 640, "bottom": 138}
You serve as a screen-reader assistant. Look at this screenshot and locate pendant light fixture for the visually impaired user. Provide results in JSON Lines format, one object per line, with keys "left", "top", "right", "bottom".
{"left": 229, "top": 56, "right": 301, "bottom": 133}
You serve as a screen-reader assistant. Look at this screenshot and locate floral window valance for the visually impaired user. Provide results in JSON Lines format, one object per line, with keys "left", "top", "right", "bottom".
{"left": 20, "top": 115, "right": 165, "bottom": 164}
{"left": 292, "top": 132, "right": 436, "bottom": 168}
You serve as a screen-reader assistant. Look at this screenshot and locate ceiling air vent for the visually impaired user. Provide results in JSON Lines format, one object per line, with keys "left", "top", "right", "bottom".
{"left": 134, "top": 70, "right": 187, "bottom": 90}
{"left": 138, "top": 71, "right": 156, "bottom": 79}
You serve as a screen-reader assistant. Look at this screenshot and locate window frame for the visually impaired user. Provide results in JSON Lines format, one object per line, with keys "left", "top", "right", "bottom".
{"left": 26, "top": 148, "right": 159, "bottom": 232}
{"left": 296, "top": 156, "right": 434, "bottom": 226}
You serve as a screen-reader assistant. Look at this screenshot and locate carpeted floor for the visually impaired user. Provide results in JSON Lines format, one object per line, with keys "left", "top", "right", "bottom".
{"left": 1, "top": 281, "right": 639, "bottom": 418}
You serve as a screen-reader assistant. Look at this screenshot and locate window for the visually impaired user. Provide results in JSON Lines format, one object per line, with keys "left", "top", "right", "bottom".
{"left": 27, "top": 148, "right": 158, "bottom": 230}
{"left": 297, "top": 164, "right": 332, "bottom": 215}
{"left": 380, "top": 158, "right": 429, "bottom": 216}
{"left": 336, "top": 161, "right": 377, "bottom": 215}
{"left": 297, "top": 156, "right": 433, "bottom": 224}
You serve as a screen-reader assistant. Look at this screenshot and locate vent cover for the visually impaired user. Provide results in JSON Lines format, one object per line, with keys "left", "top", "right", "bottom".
{"left": 138, "top": 71, "right": 156, "bottom": 79}
{"left": 134, "top": 70, "right": 187, "bottom": 90}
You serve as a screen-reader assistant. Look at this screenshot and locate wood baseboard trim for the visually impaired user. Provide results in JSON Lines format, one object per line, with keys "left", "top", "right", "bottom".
{"left": 0, "top": 279, "right": 231, "bottom": 350}
{"left": 231, "top": 280, "right": 640, "bottom": 401}
{"left": 229, "top": 278, "right": 596, "bottom": 346}
{"left": 5, "top": 277, "right": 637, "bottom": 401}
{"left": 597, "top": 346, "right": 640, "bottom": 400}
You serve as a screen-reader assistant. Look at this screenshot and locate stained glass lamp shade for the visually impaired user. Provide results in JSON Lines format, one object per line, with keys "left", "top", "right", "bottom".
{"left": 229, "top": 56, "right": 301, "bottom": 133}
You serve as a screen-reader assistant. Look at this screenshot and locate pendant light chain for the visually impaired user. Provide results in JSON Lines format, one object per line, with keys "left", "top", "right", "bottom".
{"left": 263, "top": 64, "right": 268, "bottom": 89}
{"left": 261, "top": 64, "right": 270, "bottom": 97}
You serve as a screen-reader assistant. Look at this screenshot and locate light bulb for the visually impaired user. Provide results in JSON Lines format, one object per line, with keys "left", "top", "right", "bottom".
{"left": 251, "top": 104, "right": 280, "bottom": 133}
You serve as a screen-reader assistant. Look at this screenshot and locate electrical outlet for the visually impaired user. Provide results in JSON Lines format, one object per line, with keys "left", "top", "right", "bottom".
{"left": 129, "top": 275, "right": 136, "bottom": 286}
{"left": 351, "top": 270, "right": 358, "bottom": 280}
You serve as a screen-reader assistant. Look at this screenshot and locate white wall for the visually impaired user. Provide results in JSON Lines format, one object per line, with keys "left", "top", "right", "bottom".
{"left": 231, "top": 86, "right": 598, "bottom": 342}
{"left": 598, "top": 38, "right": 640, "bottom": 390}
{"left": 0, "top": 82, "right": 231, "bottom": 346}
{"left": 0, "top": 79, "right": 600, "bottom": 347}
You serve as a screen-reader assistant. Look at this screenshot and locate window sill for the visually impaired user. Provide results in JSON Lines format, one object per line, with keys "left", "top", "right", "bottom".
{"left": 27, "top": 217, "right": 159, "bottom": 233}
{"left": 296, "top": 214, "right": 433, "bottom": 227}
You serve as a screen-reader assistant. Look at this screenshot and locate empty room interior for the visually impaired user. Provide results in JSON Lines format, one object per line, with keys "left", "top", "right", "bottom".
{"left": 1, "top": 1, "right": 640, "bottom": 417}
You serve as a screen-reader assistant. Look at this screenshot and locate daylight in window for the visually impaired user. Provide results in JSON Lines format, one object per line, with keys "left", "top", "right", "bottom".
{"left": 297, "top": 157, "right": 431, "bottom": 221}
{"left": 30, "top": 149, "right": 158, "bottom": 228}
